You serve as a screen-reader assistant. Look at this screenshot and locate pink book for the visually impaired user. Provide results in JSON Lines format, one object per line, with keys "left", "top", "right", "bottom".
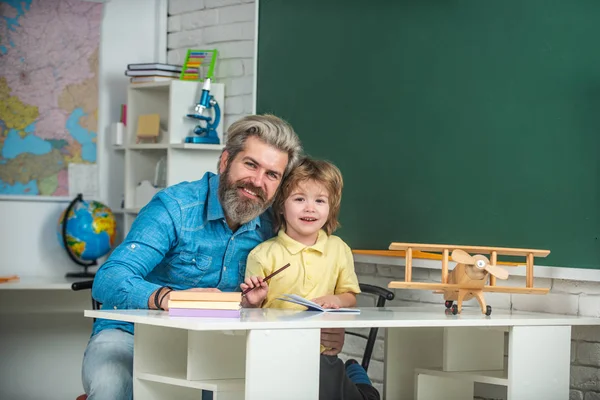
{"left": 169, "top": 308, "right": 241, "bottom": 318}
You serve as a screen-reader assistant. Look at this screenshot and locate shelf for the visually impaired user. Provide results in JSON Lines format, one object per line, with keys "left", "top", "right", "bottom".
{"left": 119, "top": 80, "right": 225, "bottom": 239}
{"left": 129, "top": 143, "right": 169, "bottom": 149}
{"left": 114, "top": 143, "right": 224, "bottom": 151}
{"left": 415, "top": 367, "right": 508, "bottom": 386}
{"left": 136, "top": 370, "right": 244, "bottom": 392}
{"left": 170, "top": 143, "right": 225, "bottom": 151}
{"left": 129, "top": 81, "right": 172, "bottom": 91}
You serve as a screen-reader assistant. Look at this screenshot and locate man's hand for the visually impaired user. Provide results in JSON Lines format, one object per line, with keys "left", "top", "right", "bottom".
{"left": 240, "top": 276, "right": 268, "bottom": 308}
{"left": 150, "top": 287, "right": 221, "bottom": 311}
{"left": 321, "top": 328, "right": 345, "bottom": 356}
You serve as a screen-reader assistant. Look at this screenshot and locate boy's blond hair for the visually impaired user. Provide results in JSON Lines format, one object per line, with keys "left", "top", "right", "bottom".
{"left": 273, "top": 157, "right": 343, "bottom": 235}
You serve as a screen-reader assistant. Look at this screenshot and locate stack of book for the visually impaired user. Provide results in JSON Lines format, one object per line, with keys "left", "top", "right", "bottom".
{"left": 168, "top": 291, "right": 242, "bottom": 318}
{"left": 125, "top": 63, "right": 182, "bottom": 83}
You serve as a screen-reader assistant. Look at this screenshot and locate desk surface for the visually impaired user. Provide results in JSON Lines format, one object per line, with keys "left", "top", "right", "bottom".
{"left": 85, "top": 306, "right": 600, "bottom": 331}
{"left": 0, "top": 276, "right": 88, "bottom": 290}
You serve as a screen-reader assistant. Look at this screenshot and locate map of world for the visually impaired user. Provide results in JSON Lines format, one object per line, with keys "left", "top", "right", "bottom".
{"left": 0, "top": 0, "right": 102, "bottom": 196}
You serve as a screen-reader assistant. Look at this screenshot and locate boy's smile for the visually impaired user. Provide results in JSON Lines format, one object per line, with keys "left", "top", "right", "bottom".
{"left": 283, "top": 180, "right": 330, "bottom": 246}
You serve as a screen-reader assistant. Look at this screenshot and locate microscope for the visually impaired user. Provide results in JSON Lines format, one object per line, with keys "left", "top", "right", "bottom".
{"left": 185, "top": 78, "right": 221, "bottom": 144}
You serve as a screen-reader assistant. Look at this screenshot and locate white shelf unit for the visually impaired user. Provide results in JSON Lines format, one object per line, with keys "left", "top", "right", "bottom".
{"left": 118, "top": 80, "right": 225, "bottom": 237}
{"left": 409, "top": 327, "right": 509, "bottom": 400}
{"left": 134, "top": 324, "right": 245, "bottom": 399}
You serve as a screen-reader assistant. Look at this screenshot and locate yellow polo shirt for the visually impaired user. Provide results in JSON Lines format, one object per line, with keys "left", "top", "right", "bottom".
{"left": 245, "top": 229, "right": 361, "bottom": 310}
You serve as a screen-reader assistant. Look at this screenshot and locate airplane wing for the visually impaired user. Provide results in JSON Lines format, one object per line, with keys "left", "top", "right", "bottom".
{"left": 353, "top": 249, "right": 522, "bottom": 266}
{"left": 388, "top": 281, "right": 462, "bottom": 291}
{"left": 388, "top": 281, "right": 550, "bottom": 295}
{"left": 483, "top": 285, "right": 549, "bottom": 295}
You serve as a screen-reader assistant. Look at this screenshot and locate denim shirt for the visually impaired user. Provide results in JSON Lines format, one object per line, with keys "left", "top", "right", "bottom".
{"left": 91, "top": 172, "right": 275, "bottom": 336}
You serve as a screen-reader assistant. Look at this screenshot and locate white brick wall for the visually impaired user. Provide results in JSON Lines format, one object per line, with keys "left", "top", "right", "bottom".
{"left": 167, "top": 0, "right": 255, "bottom": 133}
{"left": 348, "top": 261, "right": 600, "bottom": 400}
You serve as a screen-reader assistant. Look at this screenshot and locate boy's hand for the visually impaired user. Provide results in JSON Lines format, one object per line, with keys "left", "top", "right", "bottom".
{"left": 321, "top": 328, "right": 345, "bottom": 356}
{"left": 240, "top": 276, "right": 268, "bottom": 308}
{"left": 312, "top": 295, "right": 341, "bottom": 309}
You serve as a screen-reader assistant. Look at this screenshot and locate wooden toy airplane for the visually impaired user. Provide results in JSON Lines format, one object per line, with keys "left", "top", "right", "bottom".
{"left": 379, "top": 243, "right": 551, "bottom": 316}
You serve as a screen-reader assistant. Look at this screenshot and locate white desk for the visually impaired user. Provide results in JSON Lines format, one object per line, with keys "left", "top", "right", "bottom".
{"left": 0, "top": 275, "right": 89, "bottom": 290}
{"left": 0, "top": 276, "right": 93, "bottom": 399}
{"left": 85, "top": 306, "right": 600, "bottom": 400}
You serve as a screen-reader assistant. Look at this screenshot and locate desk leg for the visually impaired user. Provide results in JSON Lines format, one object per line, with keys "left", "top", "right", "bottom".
{"left": 507, "top": 325, "right": 570, "bottom": 400}
{"left": 245, "top": 328, "right": 321, "bottom": 400}
{"left": 385, "top": 327, "right": 444, "bottom": 400}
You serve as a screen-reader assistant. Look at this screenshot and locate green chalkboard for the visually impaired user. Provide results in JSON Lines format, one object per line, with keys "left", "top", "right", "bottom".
{"left": 256, "top": 0, "right": 600, "bottom": 269}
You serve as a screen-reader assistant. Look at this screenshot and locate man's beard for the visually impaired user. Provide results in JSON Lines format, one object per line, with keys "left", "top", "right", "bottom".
{"left": 218, "top": 166, "right": 272, "bottom": 225}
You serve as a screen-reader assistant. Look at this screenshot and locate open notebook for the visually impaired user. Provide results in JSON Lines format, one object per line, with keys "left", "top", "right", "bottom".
{"left": 277, "top": 294, "right": 360, "bottom": 313}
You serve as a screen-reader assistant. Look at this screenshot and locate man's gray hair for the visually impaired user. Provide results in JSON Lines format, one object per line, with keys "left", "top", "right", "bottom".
{"left": 219, "top": 114, "right": 303, "bottom": 177}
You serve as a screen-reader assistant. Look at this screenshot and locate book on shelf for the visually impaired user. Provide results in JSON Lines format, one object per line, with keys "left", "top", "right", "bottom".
{"left": 169, "top": 291, "right": 242, "bottom": 303}
{"left": 130, "top": 76, "right": 177, "bottom": 84}
{"left": 125, "top": 69, "right": 181, "bottom": 78}
{"left": 277, "top": 294, "right": 360, "bottom": 313}
{"left": 127, "top": 63, "right": 182, "bottom": 72}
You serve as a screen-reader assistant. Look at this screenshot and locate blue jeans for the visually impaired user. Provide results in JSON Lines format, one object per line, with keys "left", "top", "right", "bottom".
{"left": 82, "top": 328, "right": 212, "bottom": 400}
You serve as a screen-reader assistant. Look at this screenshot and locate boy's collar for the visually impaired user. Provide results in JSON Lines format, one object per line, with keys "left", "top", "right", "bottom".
{"left": 277, "top": 229, "right": 328, "bottom": 255}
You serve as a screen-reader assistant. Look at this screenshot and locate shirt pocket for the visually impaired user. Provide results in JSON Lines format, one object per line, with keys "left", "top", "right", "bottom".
{"left": 167, "top": 251, "right": 212, "bottom": 287}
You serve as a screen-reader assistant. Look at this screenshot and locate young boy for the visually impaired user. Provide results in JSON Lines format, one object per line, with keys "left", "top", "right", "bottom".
{"left": 241, "top": 157, "right": 380, "bottom": 400}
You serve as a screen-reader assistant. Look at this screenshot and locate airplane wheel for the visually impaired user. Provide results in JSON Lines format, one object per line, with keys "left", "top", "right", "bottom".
{"left": 486, "top": 305, "right": 492, "bottom": 316}
{"left": 445, "top": 301, "right": 453, "bottom": 309}
{"left": 451, "top": 304, "right": 458, "bottom": 315}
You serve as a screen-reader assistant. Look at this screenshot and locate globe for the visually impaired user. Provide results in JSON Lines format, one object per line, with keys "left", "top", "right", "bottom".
{"left": 57, "top": 195, "right": 117, "bottom": 277}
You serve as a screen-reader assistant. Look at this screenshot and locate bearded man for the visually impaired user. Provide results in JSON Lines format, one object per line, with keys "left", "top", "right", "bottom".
{"left": 82, "top": 115, "right": 313, "bottom": 400}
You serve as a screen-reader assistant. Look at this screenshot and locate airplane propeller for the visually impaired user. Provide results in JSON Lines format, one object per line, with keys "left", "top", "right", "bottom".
{"left": 451, "top": 249, "right": 509, "bottom": 280}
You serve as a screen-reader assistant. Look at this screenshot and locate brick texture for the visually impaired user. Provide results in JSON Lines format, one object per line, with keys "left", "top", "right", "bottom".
{"left": 167, "top": 0, "right": 256, "bottom": 134}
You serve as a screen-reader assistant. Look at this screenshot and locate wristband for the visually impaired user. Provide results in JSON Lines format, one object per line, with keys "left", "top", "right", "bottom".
{"left": 158, "top": 287, "right": 173, "bottom": 310}
{"left": 154, "top": 287, "right": 167, "bottom": 310}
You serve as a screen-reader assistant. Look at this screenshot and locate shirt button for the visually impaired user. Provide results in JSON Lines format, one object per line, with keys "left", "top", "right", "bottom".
{"left": 130, "top": 244, "right": 136, "bottom": 249}
{"left": 192, "top": 258, "right": 196, "bottom": 262}
{"left": 114, "top": 306, "right": 117, "bottom": 310}
{"left": 223, "top": 266, "right": 227, "bottom": 271}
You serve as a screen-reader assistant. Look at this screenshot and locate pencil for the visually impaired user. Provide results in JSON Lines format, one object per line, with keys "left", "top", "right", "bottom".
{"left": 242, "top": 263, "right": 291, "bottom": 296}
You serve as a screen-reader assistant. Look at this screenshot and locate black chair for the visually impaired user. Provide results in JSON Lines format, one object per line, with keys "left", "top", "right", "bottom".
{"left": 346, "top": 283, "right": 395, "bottom": 372}
{"left": 72, "top": 279, "right": 100, "bottom": 310}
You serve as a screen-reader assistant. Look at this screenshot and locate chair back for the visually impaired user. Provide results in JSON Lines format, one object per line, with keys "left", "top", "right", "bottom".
{"left": 347, "top": 283, "right": 395, "bottom": 371}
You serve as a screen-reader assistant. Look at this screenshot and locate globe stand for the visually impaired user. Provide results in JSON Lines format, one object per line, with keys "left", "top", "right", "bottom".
{"left": 62, "top": 193, "right": 99, "bottom": 279}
